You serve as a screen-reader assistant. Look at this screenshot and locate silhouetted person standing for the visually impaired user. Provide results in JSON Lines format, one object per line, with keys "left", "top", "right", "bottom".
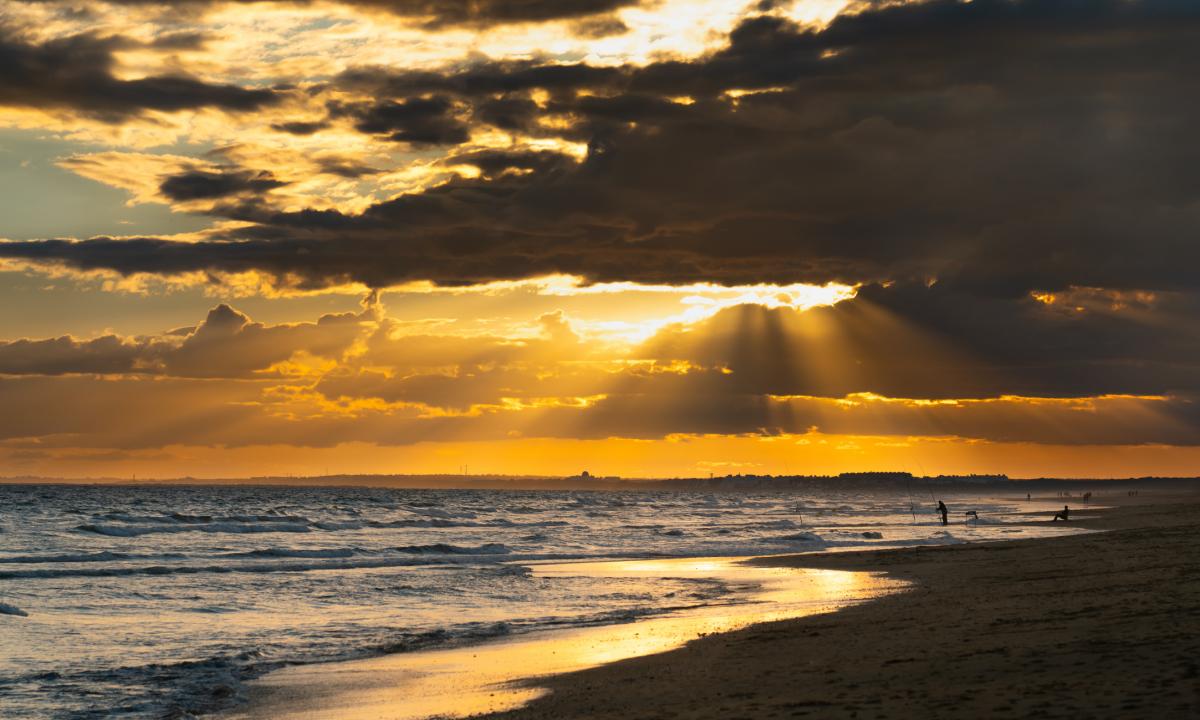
{"left": 1052, "top": 505, "right": 1070, "bottom": 522}
{"left": 936, "top": 500, "right": 948, "bottom": 526}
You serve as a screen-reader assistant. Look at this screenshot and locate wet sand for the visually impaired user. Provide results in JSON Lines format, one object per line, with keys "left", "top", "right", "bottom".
{"left": 228, "top": 559, "right": 903, "bottom": 720}
{"left": 495, "top": 496, "right": 1200, "bottom": 719}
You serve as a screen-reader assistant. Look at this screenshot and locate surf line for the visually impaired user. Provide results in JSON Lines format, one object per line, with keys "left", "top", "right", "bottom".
{"left": 229, "top": 557, "right": 907, "bottom": 720}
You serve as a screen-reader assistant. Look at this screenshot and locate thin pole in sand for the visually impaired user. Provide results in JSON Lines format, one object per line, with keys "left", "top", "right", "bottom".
{"left": 905, "top": 473, "right": 917, "bottom": 524}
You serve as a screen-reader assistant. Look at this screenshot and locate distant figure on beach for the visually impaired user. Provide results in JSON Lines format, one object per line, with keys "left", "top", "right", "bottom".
{"left": 1052, "top": 505, "right": 1070, "bottom": 522}
{"left": 937, "top": 500, "right": 948, "bottom": 526}
{"left": 1026, "top": 493, "right": 1031, "bottom": 501}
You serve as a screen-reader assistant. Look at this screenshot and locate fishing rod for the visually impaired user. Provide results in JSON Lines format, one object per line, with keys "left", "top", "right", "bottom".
{"left": 917, "top": 460, "right": 936, "bottom": 503}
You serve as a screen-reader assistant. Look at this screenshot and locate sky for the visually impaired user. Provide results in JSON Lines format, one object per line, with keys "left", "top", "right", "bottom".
{"left": 1, "top": 0, "right": 1199, "bottom": 479}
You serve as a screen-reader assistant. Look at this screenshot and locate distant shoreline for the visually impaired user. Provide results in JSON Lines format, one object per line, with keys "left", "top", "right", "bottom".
{"left": 4, "top": 474, "right": 1199, "bottom": 493}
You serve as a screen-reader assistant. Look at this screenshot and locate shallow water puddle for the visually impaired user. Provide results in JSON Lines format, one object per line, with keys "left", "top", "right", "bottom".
{"left": 225, "top": 557, "right": 905, "bottom": 720}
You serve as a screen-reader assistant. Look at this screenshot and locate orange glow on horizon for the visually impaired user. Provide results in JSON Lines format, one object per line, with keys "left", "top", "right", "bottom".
{"left": 7, "top": 433, "right": 1200, "bottom": 481}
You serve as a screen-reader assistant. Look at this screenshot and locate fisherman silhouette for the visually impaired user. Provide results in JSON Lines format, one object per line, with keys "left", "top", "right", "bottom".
{"left": 936, "top": 500, "right": 949, "bottom": 526}
{"left": 1052, "top": 505, "right": 1070, "bottom": 522}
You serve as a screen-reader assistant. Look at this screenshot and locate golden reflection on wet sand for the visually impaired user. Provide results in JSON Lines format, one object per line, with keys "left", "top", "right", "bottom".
{"left": 226, "top": 558, "right": 905, "bottom": 720}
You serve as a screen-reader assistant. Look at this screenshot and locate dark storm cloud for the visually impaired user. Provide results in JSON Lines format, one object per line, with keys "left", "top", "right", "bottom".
{"left": 0, "top": 25, "right": 280, "bottom": 120}
{"left": 0, "top": 335, "right": 148, "bottom": 375}
{"left": 146, "top": 30, "right": 213, "bottom": 50}
{"left": 471, "top": 96, "right": 542, "bottom": 133}
{"left": 9, "top": 380, "right": 1194, "bottom": 447}
{"left": 11, "top": 0, "right": 1200, "bottom": 455}
{"left": 317, "top": 367, "right": 522, "bottom": 410}
{"left": 446, "top": 149, "right": 577, "bottom": 178}
{"left": 336, "top": 60, "right": 622, "bottom": 110}
{"left": 161, "top": 303, "right": 367, "bottom": 377}
{"left": 2, "top": 297, "right": 1197, "bottom": 448}
{"left": 532, "top": 387, "right": 1200, "bottom": 446}
{"left": 351, "top": 0, "right": 641, "bottom": 27}
{"left": 8, "top": 0, "right": 1200, "bottom": 293}
{"left": 270, "top": 120, "right": 331, "bottom": 135}
{"left": 5, "top": 333, "right": 1196, "bottom": 449}
{"left": 313, "top": 157, "right": 383, "bottom": 178}
{"left": 303, "top": 294, "right": 1200, "bottom": 443}
{"left": 509, "top": 290, "right": 1200, "bottom": 444}
{"left": 0, "top": 304, "right": 371, "bottom": 379}
{"left": 27, "top": 0, "right": 645, "bottom": 28}
{"left": 638, "top": 285, "right": 1200, "bottom": 399}
{"left": 159, "top": 169, "right": 287, "bottom": 201}
{"left": 569, "top": 15, "right": 630, "bottom": 39}
{"left": 330, "top": 96, "right": 472, "bottom": 145}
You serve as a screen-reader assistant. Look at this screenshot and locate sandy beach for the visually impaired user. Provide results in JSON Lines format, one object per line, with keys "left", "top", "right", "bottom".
{"left": 494, "top": 497, "right": 1200, "bottom": 719}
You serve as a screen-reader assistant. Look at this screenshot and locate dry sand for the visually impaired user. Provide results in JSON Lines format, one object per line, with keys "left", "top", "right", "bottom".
{"left": 493, "top": 497, "right": 1200, "bottom": 719}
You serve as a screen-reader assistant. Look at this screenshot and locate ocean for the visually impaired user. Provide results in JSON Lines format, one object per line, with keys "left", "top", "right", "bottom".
{"left": 0, "top": 484, "right": 1085, "bottom": 718}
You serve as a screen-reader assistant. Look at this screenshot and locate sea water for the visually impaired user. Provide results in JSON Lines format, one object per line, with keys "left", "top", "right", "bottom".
{"left": 0, "top": 484, "right": 1085, "bottom": 718}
